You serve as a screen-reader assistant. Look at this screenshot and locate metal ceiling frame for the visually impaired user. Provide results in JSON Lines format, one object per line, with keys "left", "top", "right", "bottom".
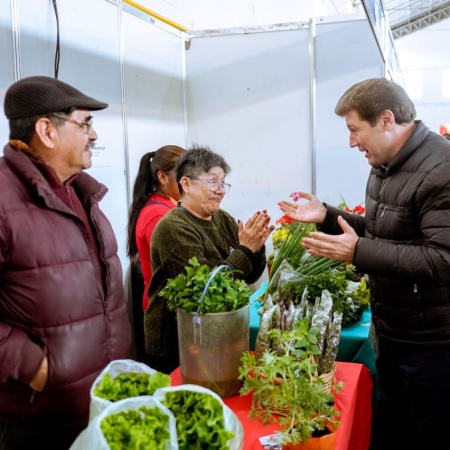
{"left": 390, "top": 0, "right": 450, "bottom": 38}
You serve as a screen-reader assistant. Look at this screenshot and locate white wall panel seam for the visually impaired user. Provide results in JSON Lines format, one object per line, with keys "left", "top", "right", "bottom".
{"left": 10, "top": 0, "right": 21, "bottom": 80}
{"left": 117, "top": 0, "right": 131, "bottom": 209}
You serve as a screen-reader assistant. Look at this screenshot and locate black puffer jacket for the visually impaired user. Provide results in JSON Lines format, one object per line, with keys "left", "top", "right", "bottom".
{"left": 320, "top": 121, "right": 450, "bottom": 344}
{"left": 0, "top": 144, "right": 131, "bottom": 428}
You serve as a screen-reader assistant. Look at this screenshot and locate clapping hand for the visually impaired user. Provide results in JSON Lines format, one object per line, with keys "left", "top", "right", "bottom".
{"left": 238, "top": 210, "right": 275, "bottom": 253}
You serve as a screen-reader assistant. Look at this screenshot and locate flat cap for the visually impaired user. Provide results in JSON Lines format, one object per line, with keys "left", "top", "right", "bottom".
{"left": 4, "top": 75, "right": 108, "bottom": 119}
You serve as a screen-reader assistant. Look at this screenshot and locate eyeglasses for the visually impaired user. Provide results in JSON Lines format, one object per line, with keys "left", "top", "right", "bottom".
{"left": 51, "top": 114, "right": 93, "bottom": 133}
{"left": 188, "top": 176, "right": 232, "bottom": 194}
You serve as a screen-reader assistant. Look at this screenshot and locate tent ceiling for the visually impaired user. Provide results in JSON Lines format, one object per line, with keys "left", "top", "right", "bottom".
{"left": 383, "top": 0, "right": 450, "bottom": 38}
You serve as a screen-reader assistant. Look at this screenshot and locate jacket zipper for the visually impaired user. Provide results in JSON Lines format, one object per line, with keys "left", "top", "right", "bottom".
{"left": 413, "top": 283, "right": 425, "bottom": 323}
{"left": 378, "top": 176, "right": 387, "bottom": 217}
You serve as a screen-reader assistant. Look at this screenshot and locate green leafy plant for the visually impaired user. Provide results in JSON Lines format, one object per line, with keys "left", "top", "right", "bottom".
{"left": 268, "top": 192, "right": 343, "bottom": 280}
{"left": 269, "top": 192, "right": 366, "bottom": 283}
{"left": 159, "top": 256, "right": 251, "bottom": 314}
{"left": 100, "top": 405, "right": 171, "bottom": 449}
{"left": 160, "top": 389, "right": 235, "bottom": 449}
{"left": 278, "top": 266, "right": 370, "bottom": 327}
{"left": 93, "top": 371, "right": 171, "bottom": 402}
{"left": 239, "top": 317, "right": 342, "bottom": 446}
{"left": 269, "top": 218, "right": 342, "bottom": 282}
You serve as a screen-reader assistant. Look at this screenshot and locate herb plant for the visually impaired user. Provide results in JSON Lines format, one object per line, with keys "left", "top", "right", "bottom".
{"left": 239, "top": 317, "right": 342, "bottom": 446}
{"left": 159, "top": 256, "right": 251, "bottom": 314}
{"left": 283, "top": 267, "right": 370, "bottom": 326}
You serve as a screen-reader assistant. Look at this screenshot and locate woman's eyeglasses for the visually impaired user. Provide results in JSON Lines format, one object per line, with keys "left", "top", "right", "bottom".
{"left": 188, "top": 176, "right": 231, "bottom": 194}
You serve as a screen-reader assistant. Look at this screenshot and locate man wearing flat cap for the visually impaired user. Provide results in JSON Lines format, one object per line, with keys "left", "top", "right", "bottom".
{"left": 0, "top": 76, "right": 131, "bottom": 449}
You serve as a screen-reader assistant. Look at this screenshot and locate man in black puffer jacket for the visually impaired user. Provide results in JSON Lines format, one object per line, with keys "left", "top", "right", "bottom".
{"left": 0, "top": 76, "right": 132, "bottom": 449}
{"left": 278, "top": 78, "right": 450, "bottom": 450}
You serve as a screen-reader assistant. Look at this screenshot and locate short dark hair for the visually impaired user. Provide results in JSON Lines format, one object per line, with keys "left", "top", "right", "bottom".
{"left": 176, "top": 144, "right": 231, "bottom": 183}
{"left": 335, "top": 78, "right": 416, "bottom": 126}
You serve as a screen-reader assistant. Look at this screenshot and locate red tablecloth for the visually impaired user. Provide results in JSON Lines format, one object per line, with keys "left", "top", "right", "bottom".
{"left": 170, "top": 361, "right": 373, "bottom": 450}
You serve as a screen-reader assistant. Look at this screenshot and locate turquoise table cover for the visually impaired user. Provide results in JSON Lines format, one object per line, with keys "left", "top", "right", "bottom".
{"left": 249, "top": 281, "right": 376, "bottom": 376}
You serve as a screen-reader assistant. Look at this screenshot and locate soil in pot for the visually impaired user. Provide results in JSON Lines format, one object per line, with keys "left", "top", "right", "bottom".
{"left": 283, "top": 424, "right": 337, "bottom": 450}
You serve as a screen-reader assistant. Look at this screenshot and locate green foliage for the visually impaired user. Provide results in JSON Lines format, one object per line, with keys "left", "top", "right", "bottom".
{"left": 239, "top": 317, "right": 341, "bottom": 446}
{"left": 161, "top": 390, "right": 235, "bottom": 449}
{"left": 100, "top": 405, "right": 170, "bottom": 449}
{"left": 270, "top": 222, "right": 342, "bottom": 280}
{"left": 349, "top": 277, "right": 370, "bottom": 306}
{"left": 298, "top": 269, "right": 348, "bottom": 302}
{"left": 159, "top": 257, "right": 251, "bottom": 314}
{"left": 93, "top": 372, "right": 171, "bottom": 402}
{"left": 270, "top": 222, "right": 315, "bottom": 279}
{"left": 279, "top": 267, "right": 369, "bottom": 326}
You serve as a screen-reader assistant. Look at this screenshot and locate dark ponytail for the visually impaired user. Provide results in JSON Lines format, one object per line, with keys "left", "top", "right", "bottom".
{"left": 126, "top": 145, "right": 185, "bottom": 260}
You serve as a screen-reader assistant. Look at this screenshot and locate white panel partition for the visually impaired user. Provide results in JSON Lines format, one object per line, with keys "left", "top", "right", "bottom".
{"left": 0, "top": 0, "right": 14, "bottom": 146}
{"left": 184, "top": 24, "right": 312, "bottom": 265}
{"left": 122, "top": 11, "right": 186, "bottom": 196}
{"left": 315, "top": 17, "right": 384, "bottom": 209}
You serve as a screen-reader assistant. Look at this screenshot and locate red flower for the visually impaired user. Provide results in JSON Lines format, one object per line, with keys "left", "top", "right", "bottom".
{"left": 343, "top": 203, "right": 365, "bottom": 215}
{"left": 276, "top": 215, "right": 295, "bottom": 225}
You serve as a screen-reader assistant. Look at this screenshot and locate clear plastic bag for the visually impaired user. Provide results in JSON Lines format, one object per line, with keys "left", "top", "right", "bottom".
{"left": 70, "top": 395, "right": 178, "bottom": 450}
{"left": 89, "top": 359, "right": 158, "bottom": 421}
{"left": 153, "top": 384, "right": 244, "bottom": 450}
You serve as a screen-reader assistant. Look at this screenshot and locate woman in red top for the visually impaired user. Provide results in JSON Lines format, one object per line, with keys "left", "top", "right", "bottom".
{"left": 127, "top": 145, "right": 186, "bottom": 311}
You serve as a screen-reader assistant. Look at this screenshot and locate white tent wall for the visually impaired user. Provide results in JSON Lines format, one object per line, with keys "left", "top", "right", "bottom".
{"left": 0, "top": 0, "right": 17, "bottom": 146}
{"left": 184, "top": 23, "right": 312, "bottom": 270}
{"left": 184, "top": 15, "right": 385, "bottom": 286}
{"left": 121, "top": 9, "right": 186, "bottom": 217}
{"left": 394, "top": 17, "right": 450, "bottom": 135}
{"left": 135, "top": 0, "right": 353, "bottom": 31}
{"left": 315, "top": 17, "right": 384, "bottom": 210}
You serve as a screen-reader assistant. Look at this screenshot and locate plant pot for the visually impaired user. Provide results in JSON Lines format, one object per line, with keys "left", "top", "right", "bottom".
{"left": 177, "top": 304, "right": 250, "bottom": 398}
{"left": 283, "top": 423, "right": 337, "bottom": 450}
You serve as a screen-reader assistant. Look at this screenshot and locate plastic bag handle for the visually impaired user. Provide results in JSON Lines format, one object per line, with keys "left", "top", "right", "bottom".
{"left": 194, "top": 264, "right": 232, "bottom": 324}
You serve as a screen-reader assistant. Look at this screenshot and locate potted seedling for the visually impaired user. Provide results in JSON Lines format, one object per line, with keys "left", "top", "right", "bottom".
{"left": 239, "top": 317, "right": 343, "bottom": 449}
{"left": 159, "top": 256, "right": 252, "bottom": 398}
